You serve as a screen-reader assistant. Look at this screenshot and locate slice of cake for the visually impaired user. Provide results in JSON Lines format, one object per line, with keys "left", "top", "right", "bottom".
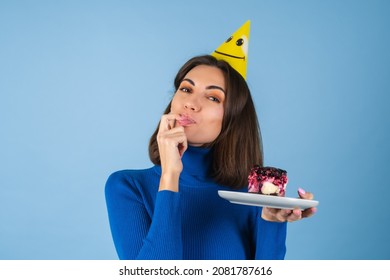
{"left": 248, "top": 165, "right": 288, "bottom": 196}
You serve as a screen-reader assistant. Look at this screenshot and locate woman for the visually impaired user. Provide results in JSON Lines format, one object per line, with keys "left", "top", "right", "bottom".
{"left": 105, "top": 55, "right": 316, "bottom": 260}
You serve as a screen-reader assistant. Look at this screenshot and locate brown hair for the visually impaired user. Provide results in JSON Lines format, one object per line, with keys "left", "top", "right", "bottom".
{"left": 148, "top": 55, "right": 263, "bottom": 189}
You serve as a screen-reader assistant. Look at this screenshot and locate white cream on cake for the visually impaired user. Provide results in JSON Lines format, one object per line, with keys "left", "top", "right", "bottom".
{"left": 260, "top": 181, "right": 280, "bottom": 195}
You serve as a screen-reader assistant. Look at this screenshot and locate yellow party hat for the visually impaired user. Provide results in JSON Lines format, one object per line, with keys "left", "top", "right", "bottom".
{"left": 212, "top": 20, "right": 250, "bottom": 79}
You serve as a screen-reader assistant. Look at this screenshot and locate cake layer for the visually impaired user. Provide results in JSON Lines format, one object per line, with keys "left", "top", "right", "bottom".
{"left": 248, "top": 165, "right": 288, "bottom": 196}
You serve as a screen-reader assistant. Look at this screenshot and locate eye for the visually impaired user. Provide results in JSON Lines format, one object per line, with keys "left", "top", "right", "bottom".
{"left": 236, "top": 38, "right": 244, "bottom": 46}
{"left": 208, "top": 96, "right": 220, "bottom": 103}
{"left": 180, "top": 87, "right": 191, "bottom": 93}
{"left": 225, "top": 36, "right": 233, "bottom": 43}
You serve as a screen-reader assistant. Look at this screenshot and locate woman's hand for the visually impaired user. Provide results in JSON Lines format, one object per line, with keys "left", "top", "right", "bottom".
{"left": 261, "top": 188, "right": 317, "bottom": 222}
{"left": 157, "top": 114, "right": 188, "bottom": 192}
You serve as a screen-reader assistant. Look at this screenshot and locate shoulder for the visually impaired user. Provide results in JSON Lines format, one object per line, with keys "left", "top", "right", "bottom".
{"left": 106, "top": 169, "right": 136, "bottom": 185}
{"left": 105, "top": 167, "right": 159, "bottom": 196}
{"left": 105, "top": 167, "right": 156, "bottom": 187}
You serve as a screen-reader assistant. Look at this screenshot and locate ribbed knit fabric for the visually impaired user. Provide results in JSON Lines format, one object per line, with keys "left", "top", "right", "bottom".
{"left": 105, "top": 146, "right": 287, "bottom": 260}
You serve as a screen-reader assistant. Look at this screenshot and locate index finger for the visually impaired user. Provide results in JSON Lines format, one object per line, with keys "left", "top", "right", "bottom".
{"left": 159, "top": 113, "right": 180, "bottom": 132}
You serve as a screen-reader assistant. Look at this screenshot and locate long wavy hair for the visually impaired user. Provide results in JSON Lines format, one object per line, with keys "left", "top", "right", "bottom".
{"left": 148, "top": 55, "right": 263, "bottom": 189}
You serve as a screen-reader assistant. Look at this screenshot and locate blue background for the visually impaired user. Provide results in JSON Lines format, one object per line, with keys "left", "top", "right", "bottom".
{"left": 1, "top": 0, "right": 389, "bottom": 260}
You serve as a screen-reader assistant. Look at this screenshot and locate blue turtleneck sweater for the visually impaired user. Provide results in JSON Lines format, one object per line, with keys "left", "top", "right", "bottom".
{"left": 105, "top": 146, "right": 287, "bottom": 260}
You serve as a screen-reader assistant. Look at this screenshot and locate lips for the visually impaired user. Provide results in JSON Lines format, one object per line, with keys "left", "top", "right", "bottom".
{"left": 177, "top": 114, "right": 196, "bottom": 126}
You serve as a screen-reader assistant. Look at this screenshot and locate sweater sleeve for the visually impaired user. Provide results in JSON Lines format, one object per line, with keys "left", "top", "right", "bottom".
{"left": 254, "top": 208, "right": 287, "bottom": 260}
{"left": 105, "top": 171, "right": 183, "bottom": 260}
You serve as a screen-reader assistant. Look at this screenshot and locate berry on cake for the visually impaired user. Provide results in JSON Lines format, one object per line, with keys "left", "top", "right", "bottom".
{"left": 248, "top": 165, "right": 288, "bottom": 196}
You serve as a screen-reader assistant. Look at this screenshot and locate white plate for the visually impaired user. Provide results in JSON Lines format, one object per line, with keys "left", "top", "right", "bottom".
{"left": 218, "top": 190, "right": 319, "bottom": 210}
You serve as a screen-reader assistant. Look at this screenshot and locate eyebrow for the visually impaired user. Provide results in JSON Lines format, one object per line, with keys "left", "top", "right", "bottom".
{"left": 182, "top": 78, "right": 226, "bottom": 94}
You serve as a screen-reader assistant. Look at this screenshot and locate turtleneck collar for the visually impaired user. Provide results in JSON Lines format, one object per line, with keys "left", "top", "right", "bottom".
{"left": 181, "top": 145, "right": 213, "bottom": 179}
{"left": 152, "top": 145, "right": 214, "bottom": 183}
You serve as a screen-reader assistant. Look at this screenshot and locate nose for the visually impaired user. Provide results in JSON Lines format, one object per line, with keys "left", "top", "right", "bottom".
{"left": 184, "top": 96, "right": 200, "bottom": 112}
{"left": 184, "top": 103, "right": 199, "bottom": 111}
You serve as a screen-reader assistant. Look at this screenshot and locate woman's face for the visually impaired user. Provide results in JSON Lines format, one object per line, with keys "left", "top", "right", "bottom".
{"left": 170, "top": 65, "right": 226, "bottom": 146}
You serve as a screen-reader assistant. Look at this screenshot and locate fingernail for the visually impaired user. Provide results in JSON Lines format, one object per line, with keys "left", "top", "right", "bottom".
{"left": 298, "top": 188, "right": 306, "bottom": 195}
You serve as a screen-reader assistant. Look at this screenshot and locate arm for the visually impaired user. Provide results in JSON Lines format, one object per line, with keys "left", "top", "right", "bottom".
{"left": 105, "top": 171, "right": 183, "bottom": 259}
{"left": 157, "top": 114, "right": 187, "bottom": 192}
{"left": 105, "top": 114, "right": 187, "bottom": 259}
{"left": 255, "top": 189, "right": 317, "bottom": 259}
{"left": 255, "top": 208, "right": 287, "bottom": 260}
